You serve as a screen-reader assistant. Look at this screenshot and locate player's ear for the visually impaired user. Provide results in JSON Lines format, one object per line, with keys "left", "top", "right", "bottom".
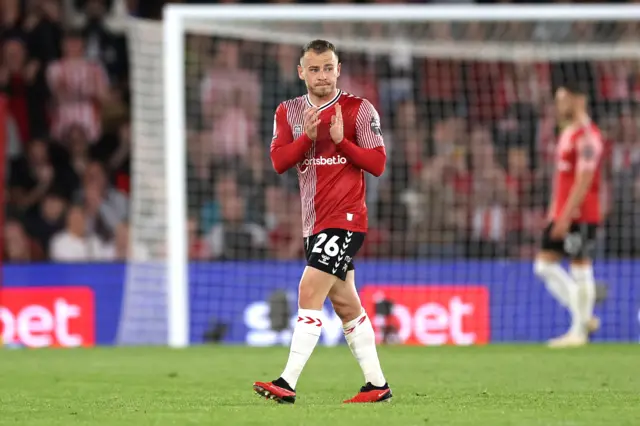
{"left": 297, "top": 64, "right": 305, "bottom": 81}
{"left": 336, "top": 62, "right": 341, "bottom": 78}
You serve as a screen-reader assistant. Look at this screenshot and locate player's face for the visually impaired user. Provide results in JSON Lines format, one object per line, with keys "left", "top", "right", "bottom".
{"left": 555, "top": 88, "right": 575, "bottom": 121}
{"left": 298, "top": 50, "right": 341, "bottom": 99}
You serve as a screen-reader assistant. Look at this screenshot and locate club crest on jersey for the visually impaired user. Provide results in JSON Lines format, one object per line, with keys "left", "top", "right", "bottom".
{"left": 370, "top": 116, "right": 382, "bottom": 136}
{"left": 293, "top": 124, "right": 303, "bottom": 138}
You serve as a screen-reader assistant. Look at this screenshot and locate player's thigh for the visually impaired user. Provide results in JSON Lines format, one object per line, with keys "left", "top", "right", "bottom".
{"left": 328, "top": 270, "right": 362, "bottom": 323}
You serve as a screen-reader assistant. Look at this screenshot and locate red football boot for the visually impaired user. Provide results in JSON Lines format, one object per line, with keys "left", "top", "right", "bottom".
{"left": 253, "top": 378, "right": 296, "bottom": 404}
{"left": 343, "top": 382, "right": 392, "bottom": 403}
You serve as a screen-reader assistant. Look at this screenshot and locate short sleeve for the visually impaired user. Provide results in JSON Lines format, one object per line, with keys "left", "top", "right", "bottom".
{"left": 355, "top": 99, "right": 385, "bottom": 149}
{"left": 576, "top": 128, "right": 603, "bottom": 172}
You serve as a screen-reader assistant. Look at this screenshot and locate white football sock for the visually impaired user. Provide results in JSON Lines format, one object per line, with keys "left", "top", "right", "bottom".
{"left": 343, "top": 309, "right": 386, "bottom": 387}
{"left": 570, "top": 264, "right": 596, "bottom": 328}
{"left": 534, "top": 259, "right": 583, "bottom": 336}
{"left": 280, "top": 308, "right": 323, "bottom": 389}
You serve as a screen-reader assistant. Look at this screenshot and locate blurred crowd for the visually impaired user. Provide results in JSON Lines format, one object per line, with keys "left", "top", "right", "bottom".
{"left": 3, "top": 0, "right": 640, "bottom": 263}
{"left": 1, "top": 0, "right": 129, "bottom": 262}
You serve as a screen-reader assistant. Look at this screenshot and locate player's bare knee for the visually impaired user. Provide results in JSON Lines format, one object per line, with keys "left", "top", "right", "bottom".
{"left": 333, "top": 301, "right": 362, "bottom": 324}
{"left": 298, "top": 282, "right": 326, "bottom": 310}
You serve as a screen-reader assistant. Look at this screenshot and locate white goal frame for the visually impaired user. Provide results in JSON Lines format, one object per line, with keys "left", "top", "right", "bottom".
{"left": 161, "top": 4, "right": 640, "bottom": 348}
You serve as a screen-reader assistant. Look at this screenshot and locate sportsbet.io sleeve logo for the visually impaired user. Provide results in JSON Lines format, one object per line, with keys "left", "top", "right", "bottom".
{"left": 370, "top": 116, "right": 382, "bottom": 136}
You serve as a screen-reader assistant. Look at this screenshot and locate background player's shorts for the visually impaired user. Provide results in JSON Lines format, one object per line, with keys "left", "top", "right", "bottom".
{"left": 304, "top": 228, "right": 366, "bottom": 281}
{"left": 541, "top": 222, "right": 598, "bottom": 259}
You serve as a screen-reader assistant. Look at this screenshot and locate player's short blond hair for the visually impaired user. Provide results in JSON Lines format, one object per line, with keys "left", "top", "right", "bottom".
{"left": 300, "top": 40, "right": 338, "bottom": 61}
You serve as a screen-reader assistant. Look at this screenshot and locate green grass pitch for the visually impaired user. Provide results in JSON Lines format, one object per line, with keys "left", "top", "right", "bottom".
{"left": 1, "top": 345, "right": 639, "bottom": 425}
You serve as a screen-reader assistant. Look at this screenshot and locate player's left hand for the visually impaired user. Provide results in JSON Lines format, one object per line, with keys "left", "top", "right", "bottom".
{"left": 330, "top": 104, "right": 344, "bottom": 144}
{"left": 550, "top": 218, "right": 571, "bottom": 240}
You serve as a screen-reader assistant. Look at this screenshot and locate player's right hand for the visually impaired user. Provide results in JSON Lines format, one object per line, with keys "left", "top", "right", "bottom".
{"left": 304, "top": 107, "right": 321, "bottom": 140}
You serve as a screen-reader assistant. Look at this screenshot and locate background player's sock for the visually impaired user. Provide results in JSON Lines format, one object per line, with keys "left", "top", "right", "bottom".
{"left": 280, "top": 308, "right": 323, "bottom": 389}
{"left": 534, "top": 259, "right": 583, "bottom": 335}
{"left": 343, "top": 309, "right": 386, "bottom": 387}
{"left": 570, "top": 264, "right": 596, "bottom": 328}
{"left": 534, "top": 259, "right": 569, "bottom": 307}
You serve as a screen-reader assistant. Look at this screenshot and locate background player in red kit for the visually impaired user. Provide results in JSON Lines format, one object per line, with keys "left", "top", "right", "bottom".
{"left": 253, "top": 40, "right": 391, "bottom": 404}
{"left": 534, "top": 82, "right": 604, "bottom": 348}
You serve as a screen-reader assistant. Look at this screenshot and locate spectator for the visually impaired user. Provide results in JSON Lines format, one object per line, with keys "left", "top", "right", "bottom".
{"left": 269, "top": 192, "right": 304, "bottom": 260}
{"left": 46, "top": 29, "right": 109, "bottom": 143}
{"left": 60, "top": 123, "right": 92, "bottom": 190}
{"left": 74, "top": 160, "right": 128, "bottom": 240}
{"left": 200, "top": 39, "right": 261, "bottom": 124}
{"left": 204, "top": 192, "right": 268, "bottom": 260}
{"left": 0, "top": 38, "right": 39, "bottom": 146}
{"left": 243, "top": 141, "right": 272, "bottom": 226}
{"left": 411, "top": 156, "right": 467, "bottom": 258}
{"left": 8, "top": 139, "right": 62, "bottom": 214}
{"left": 209, "top": 87, "right": 256, "bottom": 160}
{"left": 188, "top": 216, "right": 208, "bottom": 260}
{"left": 81, "top": 0, "right": 128, "bottom": 85}
{"left": 91, "top": 120, "right": 132, "bottom": 193}
{"left": 339, "top": 53, "right": 379, "bottom": 111}
{"left": 199, "top": 171, "right": 240, "bottom": 235}
{"left": 23, "top": 190, "right": 68, "bottom": 256}
{"left": 1, "top": 0, "right": 22, "bottom": 39}
{"left": 49, "top": 205, "right": 111, "bottom": 261}
{"left": 467, "top": 126, "right": 516, "bottom": 258}
{"left": 23, "top": 0, "right": 63, "bottom": 67}
{"left": 103, "top": 221, "right": 149, "bottom": 260}
{"left": 3, "top": 218, "right": 46, "bottom": 262}
{"left": 261, "top": 43, "right": 306, "bottom": 140}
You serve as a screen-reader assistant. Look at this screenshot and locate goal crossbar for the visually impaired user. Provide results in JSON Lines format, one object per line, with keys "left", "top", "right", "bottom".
{"left": 164, "top": 4, "right": 640, "bottom": 22}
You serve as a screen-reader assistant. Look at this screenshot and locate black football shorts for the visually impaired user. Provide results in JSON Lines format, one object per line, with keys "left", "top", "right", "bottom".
{"left": 303, "top": 228, "right": 366, "bottom": 281}
{"left": 541, "top": 222, "right": 598, "bottom": 260}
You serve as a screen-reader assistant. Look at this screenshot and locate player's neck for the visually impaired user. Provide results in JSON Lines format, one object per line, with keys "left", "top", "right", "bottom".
{"left": 571, "top": 111, "right": 591, "bottom": 127}
{"left": 307, "top": 88, "right": 339, "bottom": 107}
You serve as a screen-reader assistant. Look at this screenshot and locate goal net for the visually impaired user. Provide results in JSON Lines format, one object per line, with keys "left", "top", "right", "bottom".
{"left": 122, "top": 5, "right": 640, "bottom": 347}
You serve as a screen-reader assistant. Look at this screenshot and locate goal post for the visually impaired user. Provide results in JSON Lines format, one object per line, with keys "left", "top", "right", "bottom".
{"left": 123, "top": 4, "right": 640, "bottom": 347}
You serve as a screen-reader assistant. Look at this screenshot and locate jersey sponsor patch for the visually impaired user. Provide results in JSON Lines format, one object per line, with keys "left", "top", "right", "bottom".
{"left": 300, "top": 155, "right": 347, "bottom": 167}
{"left": 370, "top": 116, "right": 382, "bottom": 136}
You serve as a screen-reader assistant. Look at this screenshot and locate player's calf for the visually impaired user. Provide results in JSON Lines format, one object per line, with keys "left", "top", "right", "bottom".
{"left": 329, "top": 271, "right": 388, "bottom": 390}
{"left": 254, "top": 267, "right": 336, "bottom": 399}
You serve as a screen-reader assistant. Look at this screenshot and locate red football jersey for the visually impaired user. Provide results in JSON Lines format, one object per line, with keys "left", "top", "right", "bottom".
{"left": 549, "top": 122, "right": 603, "bottom": 224}
{"left": 270, "top": 90, "right": 386, "bottom": 237}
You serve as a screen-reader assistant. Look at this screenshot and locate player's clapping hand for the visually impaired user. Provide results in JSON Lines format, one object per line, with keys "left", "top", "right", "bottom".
{"left": 330, "top": 104, "right": 344, "bottom": 144}
{"left": 304, "top": 107, "right": 321, "bottom": 140}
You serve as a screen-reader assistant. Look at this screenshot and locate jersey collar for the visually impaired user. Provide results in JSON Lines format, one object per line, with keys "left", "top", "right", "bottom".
{"left": 305, "top": 89, "right": 342, "bottom": 111}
